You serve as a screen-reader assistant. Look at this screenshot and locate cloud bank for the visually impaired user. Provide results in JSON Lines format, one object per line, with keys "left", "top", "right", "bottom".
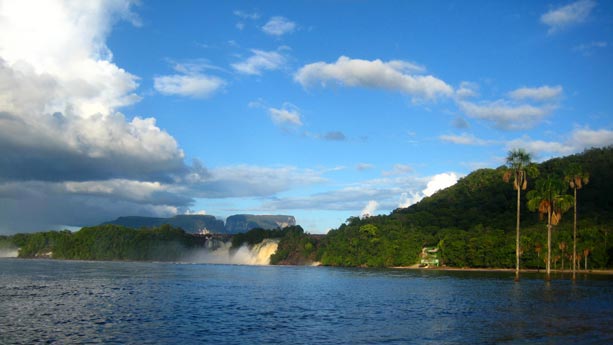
{"left": 507, "top": 128, "right": 613, "bottom": 158}
{"left": 262, "top": 16, "right": 296, "bottom": 36}
{"left": 541, "top": 0, "right": 596, "bottom": 34}
{"left": 0, "top": 1, "right": 322, "bottom": 233}
{"left": 232, "top": 49, "right": 287, "bottom": 75}
{"left": 295, "top": 56, "right": 453, "bottom": 100}
{"left": 458, "top": 85, "right": 562, "bottom": 130}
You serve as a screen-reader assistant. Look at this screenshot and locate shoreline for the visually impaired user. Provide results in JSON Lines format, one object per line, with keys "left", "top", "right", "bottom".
{"left": 391, "top": 265, "right": 613, "bottom": 275}
{"left": 4, "top": 257, "right": 613, "bottom": 275}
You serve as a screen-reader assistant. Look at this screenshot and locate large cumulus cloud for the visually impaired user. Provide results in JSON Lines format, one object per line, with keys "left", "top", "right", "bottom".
{"left": 0, "top": 1, "right": 330, "bottom": 233}
{"left": 0, "top": 1, "right": 192, "bottom": 232}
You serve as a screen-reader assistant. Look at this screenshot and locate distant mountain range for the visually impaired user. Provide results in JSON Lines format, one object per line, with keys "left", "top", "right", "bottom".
{"left": 101, "top": 214, "right": 296, "bottom": 234}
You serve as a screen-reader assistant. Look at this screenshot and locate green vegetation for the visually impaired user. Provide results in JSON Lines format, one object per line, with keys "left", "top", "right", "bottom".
{"left": 315, "top": 147, "right": 613, "bottom": 269}
{"left": 7, "top": 224, "right": 200, "bottom": 261}
{"left": 270, "top": 226, "right": 318, "bottom": 265}
{"left": 527, "top": 177, "right": 574, "bottom": 279}
{"left": 503, "top": 148, "right": 539, "bottom": 281}
{"left": 4, "top": 147, "right": 612, "bottom": 271}
{"left": 230, "top": 226, "right": 296, "bottom": 249}
{"left": 564, "top": 163, "right": 590, "bottom": 280}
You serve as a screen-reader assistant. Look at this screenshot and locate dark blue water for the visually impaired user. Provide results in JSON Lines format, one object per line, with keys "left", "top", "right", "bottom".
{"left": 1, "top": 259, "right": 612, "bottom": 344}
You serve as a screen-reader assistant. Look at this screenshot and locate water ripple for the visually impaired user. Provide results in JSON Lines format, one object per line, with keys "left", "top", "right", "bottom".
{"left": 1, "top": 259, "right": 612, "bottom": 344}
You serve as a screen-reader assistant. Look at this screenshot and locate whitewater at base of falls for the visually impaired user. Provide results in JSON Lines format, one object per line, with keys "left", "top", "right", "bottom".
{"left": 185, "top": 239, "right": 279, "bottom": 266}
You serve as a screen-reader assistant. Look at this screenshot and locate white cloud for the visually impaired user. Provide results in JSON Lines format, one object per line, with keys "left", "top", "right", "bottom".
{"left": 456, "top": 81, "right": 480, "bottom": 99}
{"left": 262, "top": 16, "right": 296, "bottom": 36}
{"left": 233, "top": 10, "right": 260, "bottom": 20}
{"left": 541, "top": 0, "right": 596, "bottom": 34}
{"left": 185, "top": 209, "right": 207, "bottom": 215}
{"left": 439, "top": 133, "right": 492, "bottom": 146}
{"left": 0, "top": 1, "right": 199, "bottom": 232}
{"left": 382, "top": 164, "right": 413, "bottom": 176}
{"left": 261, "top": 170, "right": 461, "bottom": 215}
{"left": 62, "top": 179, "right": 188, "bottom": 205}
{"left": 0, "top": 1, "right": 186, "bottom": 183}
{"left": 570, "top": 128, "right": 613, "bottom": 148}
{"left": 154, "top": 74, "right": 225, "bottom": 98}
{"left": 0, "top": 0, "right": 142, "bottom": 117}
{"left": 506, "top": 138, "right": 574, "bottom": 157}
{"left": 357, "top": 163, "right": 375, "bottom": 171}
{"left": 186, "top": 165, "right": 327, "bottom": 199}
{"left": 398, "top": 192, "right": 422, "bottom": 208}
{"left": 154, "top": 60, "right": 226, "bottom": 98}
{"left": 295, "top": 56, "right": 453, "bottom": 100}
{"left": 506, "top": 128, "right": 613, "bottom": 158}
{"left": 232, "top": 49, "right": 286, "bottom": 75}
{"left": 422, "top": 173, "right": 458, "bottom": 197}
{"left": 458, "top": 99, "right": 556, "bottom": 131}
{"left": 508, "top": 85, "right": 563, "bottom": 102}
{"left": 268, "top": 104, "right": 303, "bottom": 126}
{"left": 360, "top": 200, "right": 379, "bottom": 218}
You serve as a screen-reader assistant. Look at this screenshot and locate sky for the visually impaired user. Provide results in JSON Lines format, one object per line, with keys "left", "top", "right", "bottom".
{"left": 0, "top": 0, "right": 612, "bottom": 235}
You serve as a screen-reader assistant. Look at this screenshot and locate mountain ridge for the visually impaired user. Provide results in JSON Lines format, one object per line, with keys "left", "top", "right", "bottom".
{"left": 101, "top": 214, "right": 296, "bottom": 234}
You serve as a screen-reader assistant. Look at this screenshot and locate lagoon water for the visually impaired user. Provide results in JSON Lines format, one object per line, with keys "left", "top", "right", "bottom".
{"left": 1, "top": 259, "right": 612, "bottom": 344}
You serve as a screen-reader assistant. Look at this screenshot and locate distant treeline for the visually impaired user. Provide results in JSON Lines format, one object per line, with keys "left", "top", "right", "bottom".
{"left": 311, "top": 147, "right": 613, "bottom": 268}
{"left": 2, "top": 148, "right": 612, "bottom": 269}
{"left": 3, "top": 224, "right": 200, "bottom": 261}
{"left": 0, "top": 224, "right": 314, "bottom": 263}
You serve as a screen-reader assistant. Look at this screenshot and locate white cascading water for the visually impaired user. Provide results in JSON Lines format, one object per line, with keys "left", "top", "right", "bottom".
{"left": 185, "top": 239, "right": 279, "bottom": 265}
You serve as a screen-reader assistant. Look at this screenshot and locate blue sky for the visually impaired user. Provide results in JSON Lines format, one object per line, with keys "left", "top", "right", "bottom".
{"left": 0, "top": 0, "right": 611, "bottom": 234}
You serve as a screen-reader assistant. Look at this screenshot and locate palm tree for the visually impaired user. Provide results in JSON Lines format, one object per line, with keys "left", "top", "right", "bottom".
{"left": 559, "top": 241, "right": 567, "bottom": 271}
{"left": 503, "top": 149, "right": 538, "bottom": 281}
{"left": 583, "top": 248, "right": 590, "bottom": 271}
{"left": 564, "top": 163, "right": 589, "bottom": 281}
{"left": 535, "top": 242, "right": 543, "bottom": 272}
{"left": 527, "top": 177, "right": 573, "bottom": 280}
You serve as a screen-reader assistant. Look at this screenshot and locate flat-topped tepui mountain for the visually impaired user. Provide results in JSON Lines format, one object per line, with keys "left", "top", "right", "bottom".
{"left": 101, "top": 214, "right": 296, "bottom": 234}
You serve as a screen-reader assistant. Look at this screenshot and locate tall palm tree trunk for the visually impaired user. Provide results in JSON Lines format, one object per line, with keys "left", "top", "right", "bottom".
{"left": 546, "top": 211, "right": 552, "bottom": 281}
{"left": 572, "top": 187, "right": 577, "bottom": 281}
{"left": 515, "top": 187, "right": 521, "bottom": 282}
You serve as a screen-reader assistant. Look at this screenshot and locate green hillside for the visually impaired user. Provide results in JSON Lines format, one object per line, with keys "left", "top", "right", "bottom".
{"left": 315, "top": 147, "right": 613, "bottom": 268}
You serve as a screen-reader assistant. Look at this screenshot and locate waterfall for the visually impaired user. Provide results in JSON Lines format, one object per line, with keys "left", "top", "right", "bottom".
{"left": 185, "top": 239, "right": 279, "bottom": 265}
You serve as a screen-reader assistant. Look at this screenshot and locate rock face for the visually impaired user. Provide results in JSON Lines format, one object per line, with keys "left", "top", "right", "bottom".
{"left": 103, "top": 215, "right": 226, "bottom": 234}
{"left": 224, "top": 215, "right": 296, "bottom": 234}
{"left": 101, "top": 214, "right": 296, "bottom": 234}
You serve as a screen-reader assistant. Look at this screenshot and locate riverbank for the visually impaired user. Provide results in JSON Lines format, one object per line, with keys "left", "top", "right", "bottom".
{"left": 391, "top": 265, "right": 613, "bottom": 275}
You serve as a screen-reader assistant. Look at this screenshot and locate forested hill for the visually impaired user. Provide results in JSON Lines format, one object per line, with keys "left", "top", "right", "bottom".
{"left": 392, "top": 146, "right": 613, "bottom": 231}
{"left": 318, "top": 147, "right": 613, "bottom": 268}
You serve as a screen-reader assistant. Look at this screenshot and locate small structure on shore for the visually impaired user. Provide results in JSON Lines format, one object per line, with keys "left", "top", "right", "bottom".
{"left": 420, "top": 247, "right": 440, "bottom": 267}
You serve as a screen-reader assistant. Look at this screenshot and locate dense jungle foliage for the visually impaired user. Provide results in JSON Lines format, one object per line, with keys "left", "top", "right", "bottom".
{"left": 314, "top": 147, "right": 613, "bottom": 268}
{"left": 7, "top": 224, "right": 199, "bottom": 261}
{"left": 4, "top": 147, "right": 612, "bottom": 269}
{"left": 269, "top": 226, "right": 319, "bottom": 265}
{"left": 230, "top": 226, "right": 304, "bottom": 249}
